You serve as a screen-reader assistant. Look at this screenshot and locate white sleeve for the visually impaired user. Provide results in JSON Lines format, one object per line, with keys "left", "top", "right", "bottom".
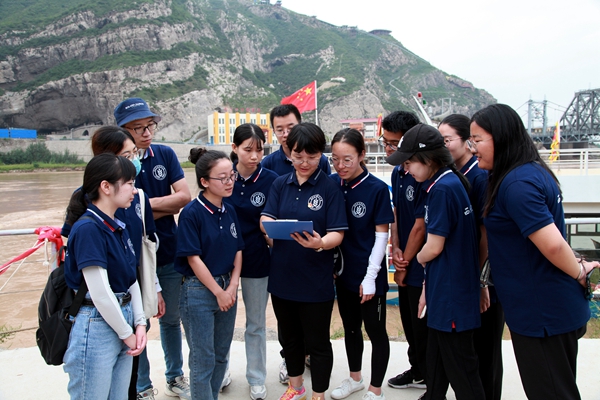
{"left": 82, "top": 266, "right": 133, "bottom": 340}
{"left": 128, "top": 280, "right": 147, "bottom": 328}
{"left": 361, "top": 231, "right": 389, "bottom": 295}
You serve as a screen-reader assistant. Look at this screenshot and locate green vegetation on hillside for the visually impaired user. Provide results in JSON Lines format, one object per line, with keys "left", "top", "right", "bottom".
{"left": 129, "top": 65, "right": 210, "bottom": 102}
{"left": 0, "top": 142, "right": 83, "bottom": 165}
{"left": 0, "top": 0, "right": 154, "bottom": 35}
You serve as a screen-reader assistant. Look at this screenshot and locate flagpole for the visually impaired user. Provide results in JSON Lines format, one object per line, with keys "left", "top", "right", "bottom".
{"left": 314, "top": 80, "right": 318, "bottom": 126}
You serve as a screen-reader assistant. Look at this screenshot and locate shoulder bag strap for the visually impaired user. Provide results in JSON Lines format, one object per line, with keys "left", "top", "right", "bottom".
{"left": 138, "top": 189, "right": 148, "bottom": 240}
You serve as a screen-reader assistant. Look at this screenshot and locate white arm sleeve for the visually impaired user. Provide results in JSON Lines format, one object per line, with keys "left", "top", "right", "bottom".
{"left": 128, "top": 280, "right": 147, "bottom": 328}
{"left": 82, "top": 266, "right": 133, "bottom": 340}
{"left": 361, "top": 231, "right": 389, "bottom": 295}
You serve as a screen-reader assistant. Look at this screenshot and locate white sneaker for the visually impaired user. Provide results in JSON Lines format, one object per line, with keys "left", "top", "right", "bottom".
{"left": 330, "top": 377, "right": 365, "bottom": 399}
{"left": 250, "top": 385, "right": 267, "bottom": 400}
{"left": 137, "top": 388, "right": 158, "bottom": 400}
{"left": 362, "top": 391, "right": 385, "bottom": 400}
{"left": 279, "top": 360, "right": 289, "bottom": 384}
{"left": 165, "top": 376, "right": 191, "bottom": 400}
{"left": 220, "top": 369, "right": 232, "bottom": 392}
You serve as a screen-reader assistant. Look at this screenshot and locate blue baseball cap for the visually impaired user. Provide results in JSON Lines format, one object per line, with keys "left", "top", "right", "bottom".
{"left": 114, "top": 98, "right": 162, "bottom": 127}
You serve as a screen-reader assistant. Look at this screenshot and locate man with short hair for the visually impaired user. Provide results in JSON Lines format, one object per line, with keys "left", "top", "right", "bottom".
{"left": 114, "top": 98, "right": 192, "bottom": 400}
{"left": 262, "top": 104, "right": 330, "bottom": 176}
{"left": 382, "top": 111, "right": 429, "bottom": 395}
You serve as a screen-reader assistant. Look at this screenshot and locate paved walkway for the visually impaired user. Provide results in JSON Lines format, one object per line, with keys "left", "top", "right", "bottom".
{"left": 1, "top": 338, "right": 600, "bottom": 399}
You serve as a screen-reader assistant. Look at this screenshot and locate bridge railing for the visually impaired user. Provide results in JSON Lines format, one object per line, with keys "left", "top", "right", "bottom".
{"left": 326, "top": 147, "right": 600, "bottom": 177}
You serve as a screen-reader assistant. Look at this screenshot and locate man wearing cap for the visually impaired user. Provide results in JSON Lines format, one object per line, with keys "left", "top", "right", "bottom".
{"left": 381, "top": 112, "right": 430, "bottom": 394}
{"left": 114, "top": 98, "right": 191, "bottom": 400}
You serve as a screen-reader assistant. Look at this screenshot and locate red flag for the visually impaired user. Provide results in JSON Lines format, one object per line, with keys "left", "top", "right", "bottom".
{"left": 281, "top": 81, "right": 316, "bottom": 113}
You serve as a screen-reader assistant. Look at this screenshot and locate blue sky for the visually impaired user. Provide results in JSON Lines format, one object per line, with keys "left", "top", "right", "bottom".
{"left": 281, "top": 0, "right": 600, "bottom": 125}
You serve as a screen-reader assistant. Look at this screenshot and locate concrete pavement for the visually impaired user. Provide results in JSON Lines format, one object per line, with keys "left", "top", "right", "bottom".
{"left": 1, "top": 338, "right": 600, "bottom": 399}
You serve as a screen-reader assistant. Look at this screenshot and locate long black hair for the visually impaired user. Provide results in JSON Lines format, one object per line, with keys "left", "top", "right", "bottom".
{"left": 230, "top": 123, "right": 266, "bottom": 162}
{"left": 470, "top": 104, "right": 559, "bottom": 216}
{"left": 66, "top": 153, "right": 136, "bottom": 225}
{"left": 189, "top": 147, "right": 229, "bottom": 189}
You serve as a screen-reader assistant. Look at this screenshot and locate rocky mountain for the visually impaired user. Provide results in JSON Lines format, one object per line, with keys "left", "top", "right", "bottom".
{"left": 0, "top": 0, "right": 496, "bottom": 140}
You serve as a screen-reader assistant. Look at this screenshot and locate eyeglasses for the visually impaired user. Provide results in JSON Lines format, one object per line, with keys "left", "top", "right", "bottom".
{"left": 378, "top": 136, "right": 399, "bottom": 151}
{"left": 443, "top": 137, "right": 463, "bottom": 145}
{"left": 127, "top": 122, "right": 158, "bottom": 136}
{"left": 274, "top": 128, "right": 291, "bottom": 137}
{"left": 207, "top": 171, "right": 238, "bottom": 185}
{"left": 467, "top": 137, "right": 493, "bottom": 150}
{"left": 330, "top": 156, "right": 356, "bottom": 168}
{"left": 291, "top": 157, "right": 320, "bottom": 166}
{"left": 119, "top": 148, "right": 143, "bottom": 161}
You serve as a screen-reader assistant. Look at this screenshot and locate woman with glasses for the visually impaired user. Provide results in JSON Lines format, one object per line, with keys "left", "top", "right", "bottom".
{"left": 227, "top": 124, "right": 278, "bottom": 400}
{"left": 61, "top": 126, "right": 162, "bottom": 400}
{"left": 470, "top": 104, "right": 599, "bottom": 400}
{"left": 387, "top": 124, "right": 485, "bottom": 400}
{"left": 439, "top": 114, "right": 504, "bottom": 400}
{"left": 261, "top": 123, "right": 348, "bottom": 400}
{"left": 328, "top": 129, "right": 394, "bottom": 400}
{"left": 175, "top": 148, "right": 244, "bottom": 400}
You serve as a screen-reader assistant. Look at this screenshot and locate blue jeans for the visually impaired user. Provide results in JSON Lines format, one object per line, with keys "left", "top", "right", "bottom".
{"left": 241, "top": 276, "right": 269, "bottom": 386}
{"left": 137, "top": 262, "right": 184, "bottom": 392}
{"left": 180, "top": 274, "right": 237, "bottom": 400}
{"left": 63, "top": 300, "right": 133, "bottom": 400}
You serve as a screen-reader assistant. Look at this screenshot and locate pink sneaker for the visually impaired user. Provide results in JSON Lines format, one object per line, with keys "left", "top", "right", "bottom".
{"left": 279, "top": 383, "right": 306, "bottom": 400}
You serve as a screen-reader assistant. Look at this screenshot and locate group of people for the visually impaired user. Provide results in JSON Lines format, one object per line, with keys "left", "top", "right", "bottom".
{"left": 60, "top": 97, "right": 598, "bottom": 400}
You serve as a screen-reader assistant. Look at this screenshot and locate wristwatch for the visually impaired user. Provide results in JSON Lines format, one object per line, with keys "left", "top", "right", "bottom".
{"left": 315, "top": 247, "right": 324, "bottom": 252}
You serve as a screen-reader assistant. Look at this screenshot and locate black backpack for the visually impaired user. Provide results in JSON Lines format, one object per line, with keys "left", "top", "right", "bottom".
{"left": 36, "top": 246, "right": 87, "bottom": 366}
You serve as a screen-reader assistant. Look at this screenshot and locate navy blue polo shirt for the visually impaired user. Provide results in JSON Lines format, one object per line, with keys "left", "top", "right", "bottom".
{"left": 136, "top": 144, "right": 185, "bottom": 267}
{"left": 62, "top": 191, "right": 155, "bottom": 266}
{"left": 262, "top": 169, "right": 348, "bottom": 302}
{"left": 225, "top": 163, "right": 278, "bottom": 278}
{"left": 65, "top": 204, "right": 138, "bottom": 293}
{"left": 461, "top": 156, "right": 488, "bottom": 226}
{"left": 484, "top": 162, "right": 589, "bottom": 337}
{"left": 262, "top": 149, "right": 331, "bottom": 176}
{"left": 175, "top": 193, "right": 245, "bottom": 277}
{"left": 391, "top": 166, "right": 426, "bottom": 287}
{"left": 423, "top": 167, "right": 480, "bottom": 332}
{"left": 330, "top": 169, "right": 394, "bottom": 296}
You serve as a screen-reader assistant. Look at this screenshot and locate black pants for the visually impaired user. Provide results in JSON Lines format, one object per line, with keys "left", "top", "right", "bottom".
{"left": 473, "top": 301, "right": 505, "bottom": 400}
{"left": 425, "top": 328, "right": 485, "bottom": 400}
{"left": 336, "top": 283, "right": 390, "bottom": 388}
{"left": 398, "top": 284, "right": 428, "bottom": 380}
{"left": 511, "top": 325, "right": 585, "bottom": 400}
{"left": 272, "top": 295, "right": 334, "bottom": 393}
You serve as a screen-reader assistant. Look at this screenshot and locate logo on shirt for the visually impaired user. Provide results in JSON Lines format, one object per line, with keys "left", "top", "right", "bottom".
{"left": 351, "top": 202, "right": 367, "bottom": 218}
{"left": 152, "top": 165, "right": 167, "bottom": 181}
{"left": 230, "top": 223, "right": 238, "bottom": 238}
{"left": 308, "top": 194, "right": 324, "bottom": 211}
{"left": 464, "top": 205, "right": 472, "bottom": 216}
{"left": 250, "top": 192, "right": 266, "bottom": 207}
{"left": 406, "top": 185, "right": 415, "bottom": 201}
{"left": 557, "top": 194, "right": 562, "bottom": 204}
{"left": 127, "top": 238, "right": 135, "bottom": 256}
{"left": 424, "top": 205, "right": 429, "bottom": 224}
{"left": 135, "top": 202, "right": 142, "bottom": 219}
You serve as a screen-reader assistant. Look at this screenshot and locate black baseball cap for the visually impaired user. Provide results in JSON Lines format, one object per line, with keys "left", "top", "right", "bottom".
{"left": 386, "top": 124, "right": 445, "bottom": 165}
